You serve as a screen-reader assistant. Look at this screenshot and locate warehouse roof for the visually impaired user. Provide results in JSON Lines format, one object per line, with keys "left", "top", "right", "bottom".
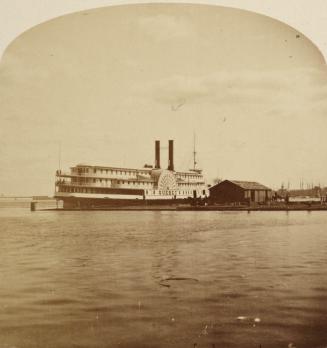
{"left": 230, "top": 180, "right": 271, "bottom": 190}
{"left": 210, "top": 180, "right": 271, "bottom": 191}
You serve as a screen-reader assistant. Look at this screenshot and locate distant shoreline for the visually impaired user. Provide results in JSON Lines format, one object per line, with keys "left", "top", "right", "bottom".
{"left": 0, "top": 196, "right": 33, "bottom": 199}
{"left": 0, "top": 196, "right": 52, "bottom": 200}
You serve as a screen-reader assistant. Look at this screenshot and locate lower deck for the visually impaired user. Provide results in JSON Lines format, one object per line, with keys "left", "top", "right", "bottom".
{"left": 55, "top": 195, "right": 193, "bottom": 209}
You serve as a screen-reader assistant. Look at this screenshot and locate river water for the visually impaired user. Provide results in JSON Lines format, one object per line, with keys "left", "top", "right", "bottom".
{"left": 1, "top": 203, "right": 327, "bottom": 348}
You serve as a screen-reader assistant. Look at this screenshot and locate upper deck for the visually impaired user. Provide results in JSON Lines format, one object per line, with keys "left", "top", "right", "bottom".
{"left": 56, "top": 164, "right": 205, "bottom": 183}
{"left": 55, "top": 140, "right": 208, "bottom": 199}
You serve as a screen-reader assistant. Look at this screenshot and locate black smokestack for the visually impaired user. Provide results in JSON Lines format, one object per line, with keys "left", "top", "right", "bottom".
{"left": 155, "top": 140, "right": 160, "bottom": 169}
{"left": 168, "top": 140, "right": 174, "bottom": 171}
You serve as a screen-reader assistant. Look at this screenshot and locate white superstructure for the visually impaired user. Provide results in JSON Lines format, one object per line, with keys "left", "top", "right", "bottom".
{"left": 55, "top": 140, "right": 208, "bottom": 208}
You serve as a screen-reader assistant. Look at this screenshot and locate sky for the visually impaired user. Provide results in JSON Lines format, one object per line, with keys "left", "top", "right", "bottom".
{"left": 1, "top": 2, "right": 327, "bottom": 195}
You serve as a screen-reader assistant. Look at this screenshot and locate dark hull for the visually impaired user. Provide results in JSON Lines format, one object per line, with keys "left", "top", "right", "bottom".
{"left": 57, "top": 196, "right": 191, "bottom": 209}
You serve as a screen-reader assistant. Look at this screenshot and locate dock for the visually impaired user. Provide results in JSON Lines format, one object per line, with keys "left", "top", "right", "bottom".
{"left": 31, "top": 202, "right": 327, "bottom": 212}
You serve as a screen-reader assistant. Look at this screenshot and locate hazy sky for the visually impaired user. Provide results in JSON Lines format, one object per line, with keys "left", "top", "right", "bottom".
{"left": 1, "top": 3, "right": 327, "bottom": 195}
{"left": 1, "top": 1, "right": 327, "bottom": 60}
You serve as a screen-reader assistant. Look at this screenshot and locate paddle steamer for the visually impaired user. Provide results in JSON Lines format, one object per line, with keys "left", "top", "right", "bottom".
{"left": 55, "top": 140, "right": 208, "bottom": 209}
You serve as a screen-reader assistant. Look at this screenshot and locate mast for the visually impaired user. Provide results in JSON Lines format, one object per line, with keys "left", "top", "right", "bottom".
{"left": 190, "top": 133, "right": 202, "bottom": 173}
{"left": 58, "top": 141, "right": 62, "bottom": 172}
{"left": 193, "top": 132, "right": 197, "bottom": 170}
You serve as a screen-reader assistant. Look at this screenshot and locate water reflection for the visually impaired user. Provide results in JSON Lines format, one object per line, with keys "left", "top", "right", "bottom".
{"left": 1, "top": 206, "right": 327, "bottom": 347}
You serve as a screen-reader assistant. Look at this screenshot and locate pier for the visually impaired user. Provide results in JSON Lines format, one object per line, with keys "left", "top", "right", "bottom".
{"left": 31, "top": 202, "right": 327, "bottom": 212}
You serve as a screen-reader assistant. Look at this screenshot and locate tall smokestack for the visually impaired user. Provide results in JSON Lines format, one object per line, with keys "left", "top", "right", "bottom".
{"left": 168, "top": 140, "right": 174, "bottom": 171}
{"left": 155, "top": 140, "right": 160, "bottom": 169}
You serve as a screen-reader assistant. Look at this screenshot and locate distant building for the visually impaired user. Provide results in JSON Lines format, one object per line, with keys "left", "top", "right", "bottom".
{"left": 209, "top": 180, "right": 272, "bottom": 204}
{"left": 286, "top": 186, "right": 323, "bottom": 198}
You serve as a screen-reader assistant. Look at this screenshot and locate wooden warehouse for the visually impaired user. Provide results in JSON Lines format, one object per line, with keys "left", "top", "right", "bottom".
{"left": 209, "top": 180, "right": 272, "bottom": 204}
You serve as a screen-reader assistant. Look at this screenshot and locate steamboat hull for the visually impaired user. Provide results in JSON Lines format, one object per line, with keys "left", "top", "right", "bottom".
{"left": 57, "top": 196, "right": 191, "bottom": 210}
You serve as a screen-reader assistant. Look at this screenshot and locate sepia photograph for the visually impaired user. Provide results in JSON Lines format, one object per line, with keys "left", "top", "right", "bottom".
{"left": 1, "top": 1, "right": 327, "bottom": 347}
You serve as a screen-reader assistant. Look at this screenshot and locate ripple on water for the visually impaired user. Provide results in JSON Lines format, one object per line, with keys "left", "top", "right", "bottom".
{"left": 2, "top": 208, "right": 327, "bottom": 348}
{"left": 33, "top": 298, "right": 82, "bottom": 306}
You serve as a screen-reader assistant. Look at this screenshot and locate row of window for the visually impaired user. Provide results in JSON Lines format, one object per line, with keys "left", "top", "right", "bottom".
{"left": 58, "top": 187, "right": 204, "bottom": 196}
{"left": 69, "top": 177, "right": 204, "bottom": 189}
{"left": 178, "top": 174, "right": 202, "bottom": 180}
{"left": 60, "top": 187, "right": 99, "bottom": 193}
{"left": 73, "top": 177, "right": 204, "bottom": 186}
{"left": 73, "top": 167, "right": 150, "bottom": 176}
{"left": 73, "top": 168, "right": 203, "bottom": 180}
{"left": 72, "top": 178, "right": 153, "bottom": 186}
{"left": 70, "top": 179, "right": 203, "bottom": 189}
